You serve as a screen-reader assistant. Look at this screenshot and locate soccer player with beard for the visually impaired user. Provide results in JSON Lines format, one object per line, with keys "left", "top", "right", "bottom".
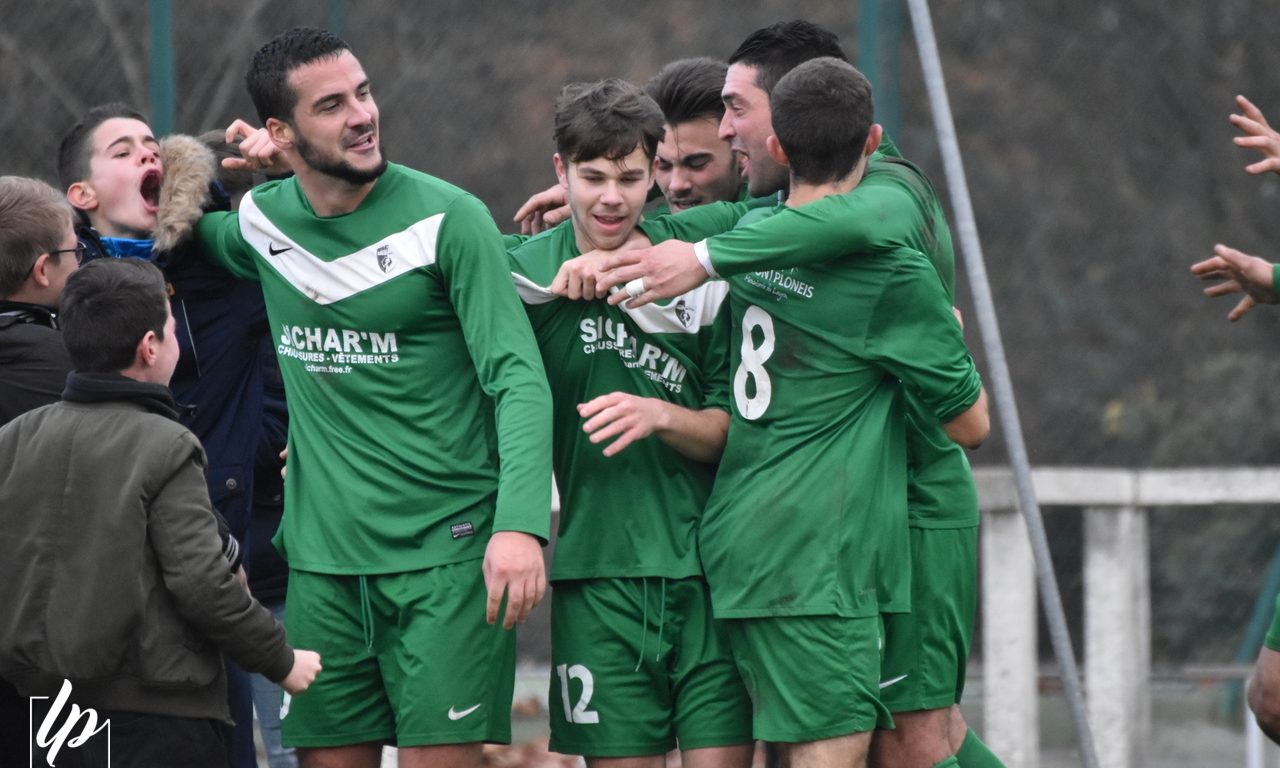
{"left": 575, "top": 22, "right": 1007, "bottom": 768}
{"left": 691, "top": 57, "right": 986, "bottom": 768}
{"left": 507, "top": 79, "right": 752, "bottom": 768}
{"left": 196, "top": 27, "right": 553, "bottom": 768}
{"left": 644, "top": 58, "right": 748, "bottom": 214}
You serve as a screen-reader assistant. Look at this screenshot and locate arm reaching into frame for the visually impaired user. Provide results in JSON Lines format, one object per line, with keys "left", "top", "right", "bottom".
{"left": 1232, "top": 95, "right": 1280, "bottom": 176}
{"left": 513, "top": 184, "right": 571, "bottom": 235}
{"left": 1191, "top": 243, "right": 1279, "bottom": 321}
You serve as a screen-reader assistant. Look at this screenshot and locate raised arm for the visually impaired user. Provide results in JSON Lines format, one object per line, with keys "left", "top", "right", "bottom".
{"left": 599, "top": 162, "right": 931, "bottom": 307}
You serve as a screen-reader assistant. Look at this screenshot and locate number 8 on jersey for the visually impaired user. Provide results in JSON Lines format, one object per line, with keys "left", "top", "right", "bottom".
{"left": 733, "top": 305, "right": 776, "bottom": 420}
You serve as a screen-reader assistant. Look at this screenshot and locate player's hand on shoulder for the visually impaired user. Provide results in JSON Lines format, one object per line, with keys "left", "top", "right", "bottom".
{"left": 483, "top": 531, "right": 547, "bottom": 629}
{"left": 224, "top": 118, "right": 292, "bottom": 176}
{"left": 513, "top": 184, "right": 570, "bottom": 235}
{"left": 551, "top": 252, "right": 612, "bottom": 300}
{"left": 602, "top": 238, "right": 704, "bottom": 308}
{"left": 1232, "top": 95, "right": 1280, "bottom": 176}
{"left": 282, "top": 649, "right": 322, "bottom": 694}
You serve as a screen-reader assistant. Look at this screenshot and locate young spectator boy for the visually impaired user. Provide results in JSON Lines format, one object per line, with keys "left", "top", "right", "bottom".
{"left": 0, "top": 176, "right": 80, "bottom": 426}
{"left": 0, "top": 259, "right": 320, "bottom": 768}
{"left": 58, "top": 102, "right": 282, "bottom": 768}
{"left": 0, "top": 174, "right": 82, "bottom": 767}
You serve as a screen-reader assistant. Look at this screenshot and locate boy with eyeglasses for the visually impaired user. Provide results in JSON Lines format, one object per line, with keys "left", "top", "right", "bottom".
{"left": 0, "top": 175, "right": 82, "bottom": 427}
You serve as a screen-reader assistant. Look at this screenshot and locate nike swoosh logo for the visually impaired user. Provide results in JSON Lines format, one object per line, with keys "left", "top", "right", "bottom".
{"left": 447, "top": 703, "right": 482, "bottom": 720}
{"left": 878, "top": 674, "right": 908, "bottom": 689}
{"left": 268, "top": 243, "right": 293, "bottom": 256}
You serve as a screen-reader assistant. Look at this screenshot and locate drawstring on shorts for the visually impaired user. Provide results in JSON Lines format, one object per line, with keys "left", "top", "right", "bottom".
{"left": 634, "top": 577, "right": 668, "bottom": 672}
{"left": 358, "top": 575, "right": 375, "bottom": 652}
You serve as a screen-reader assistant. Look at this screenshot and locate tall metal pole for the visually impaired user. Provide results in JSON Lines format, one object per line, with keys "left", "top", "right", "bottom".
{"left": 858, "top": 0, "right": 902, "bottom": 140}
{"left": 328, "top": 0, "right": 345, "bottom": 37}
{"left": 148, "top": 0, "right": 175, "bottom": 135}
{"left": 902, "top": 1, "right": 1101, "bottom": 766}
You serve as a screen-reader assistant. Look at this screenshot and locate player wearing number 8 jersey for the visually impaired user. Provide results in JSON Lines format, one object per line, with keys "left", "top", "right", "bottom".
{"left": 695, "top": 59, "right": 989, "bottom": 768}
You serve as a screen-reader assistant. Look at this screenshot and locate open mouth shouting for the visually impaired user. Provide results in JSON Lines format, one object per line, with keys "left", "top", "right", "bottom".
{"left": 140, "top": 168, "right": 163, "bottom": 214}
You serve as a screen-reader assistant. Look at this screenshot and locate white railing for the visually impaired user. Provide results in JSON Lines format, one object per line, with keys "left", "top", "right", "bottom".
{"left": 974, "top": 467, "right": 1280, "bottom": 768}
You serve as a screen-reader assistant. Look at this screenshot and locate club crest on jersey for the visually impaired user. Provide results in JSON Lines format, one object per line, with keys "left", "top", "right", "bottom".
{"left": 674, "top": 299, "right": 692, "bottom": 327}
{"left": 376, "top": 244, "right": 393, "bottom": 273}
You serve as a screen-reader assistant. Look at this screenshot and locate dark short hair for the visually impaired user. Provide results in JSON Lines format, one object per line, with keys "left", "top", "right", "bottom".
{"left": 554, "top": 79, "right": 665, "bottom": 164}
{"left": 57, "top": 102, "right": 148, "bottom": 192}
{"left": 0, "top": 176, "right": 74, "bottom": 298}
{"left": 59, "top": 259, "right": 169, "bottom": 373}
{"left": 644, "top": 57, "right": 728, "bottom": 126}
{"left": 246, "top": 27, "right": 351, "bottom": 124}
{"left": 728, "top": 20, "right": 848, "bottom": 96}
{"left": 771, "top": 58, "right": 874, "bottom": 185}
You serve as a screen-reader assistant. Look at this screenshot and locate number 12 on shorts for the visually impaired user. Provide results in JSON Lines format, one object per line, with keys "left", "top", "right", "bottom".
{"left": 734, "top": 305, "right": 775, "bottom": 420}
{"left": 555, "top": 663, "right": 600, "bottom": 724}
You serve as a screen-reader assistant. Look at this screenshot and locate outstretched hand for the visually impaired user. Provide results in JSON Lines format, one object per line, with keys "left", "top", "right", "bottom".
{"left": 1191, "top": 243, "right": 1278, "bottom": 321}
{"left": 1232, "top": 95, "right": 1280, "bottom": 176}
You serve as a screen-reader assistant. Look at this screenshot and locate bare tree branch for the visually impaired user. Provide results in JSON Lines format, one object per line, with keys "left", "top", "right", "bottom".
{"left": 192, "top": 0, "right": 271, "bottom": 131}
{"left": 0, "top": 30, "right": 85, "bottom": 120}
{"left": 89, "top": 0, "right": 146, "bottom": 109}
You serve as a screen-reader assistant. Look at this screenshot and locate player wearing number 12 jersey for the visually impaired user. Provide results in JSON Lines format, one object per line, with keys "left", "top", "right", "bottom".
{"left": 507, "top": 80, "right": 752, "bottom": 767}
{"left": 693, "top": 59, "right": 988, "bottom": 768}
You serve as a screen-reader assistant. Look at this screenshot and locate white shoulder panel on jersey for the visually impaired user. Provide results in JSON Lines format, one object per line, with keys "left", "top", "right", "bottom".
{"left": 511, "top": 273, "right": 558, "bottom": 305}
{"left": 622, "top": 279, "right": 728, "bottom": 335}
{"left": 509, "top": 273, "right": 727, "bottom": 334}
{"left": 238, "top": 193, "right": 443, "bottom": 305}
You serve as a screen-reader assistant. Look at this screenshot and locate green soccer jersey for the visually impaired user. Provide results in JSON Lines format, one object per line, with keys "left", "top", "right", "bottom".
{"left": 699, "top": 203, "right": 983, "bottom": 619}
{"left": 195, "top": 163, "right": 552, "bottom": 575}
{"left": 507, "top": 220, "right": 732, "bottom": 581}
{"left": 646, "top": 181, "right": 775, "bottom": 218}
{"left": 641, "top": 157, "right": 980, "bottom": 528}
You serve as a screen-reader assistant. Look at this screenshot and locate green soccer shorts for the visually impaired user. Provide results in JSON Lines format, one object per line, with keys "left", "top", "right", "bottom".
{"left": 880, "top": 525, "right": 978, "bottom": 713}
{"left": 547, "top": 576, "right": 753, "bottom": 757}
{"left": 280, "top": 561, "right": 515, "bottom": 748}
{"left": 723, "top": 614, "right": 890, "bottom": 743}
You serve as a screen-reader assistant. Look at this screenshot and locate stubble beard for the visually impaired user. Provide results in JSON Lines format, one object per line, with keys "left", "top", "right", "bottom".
{"left": 295, "top": 128, "right": 388, "bottom": 186}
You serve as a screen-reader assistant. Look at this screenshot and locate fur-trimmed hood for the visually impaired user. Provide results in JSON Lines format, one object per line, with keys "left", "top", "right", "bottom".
{"left": 153, "top": 134, "right": 217, "bottom": 253}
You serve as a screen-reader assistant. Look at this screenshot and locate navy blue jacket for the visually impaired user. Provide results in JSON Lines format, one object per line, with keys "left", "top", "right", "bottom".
{"left": 79, "top": 209, "right": 271, "bottom": 546}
